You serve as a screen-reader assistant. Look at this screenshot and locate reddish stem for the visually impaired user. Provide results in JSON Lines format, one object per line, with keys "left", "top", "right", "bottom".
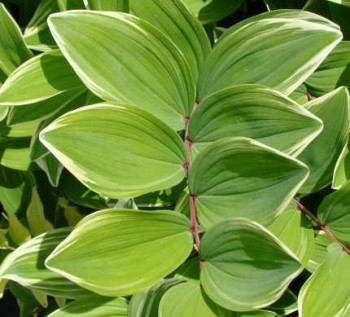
{"left": 294, "top": 199, "right": 350, "bottom": 254}
{"left": 190, "top": 194, "right": 201, "bottom": 252}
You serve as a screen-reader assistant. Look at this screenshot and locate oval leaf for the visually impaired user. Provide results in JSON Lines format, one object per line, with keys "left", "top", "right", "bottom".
{"left": 200, "top": 218, "right": 302, "bottom": 311}
{"left": 298, "top": 87, "right": 350, "bottom": 193}
{"left": 0, "top": 50, "right": 85, "bottom": 106}
{"left": 189, "top": 85, "right": 323, "bottom": 156}
{"left": 188, "top": 137, "right": 309, "bottom": 229}
{"left": 45, "top": 209, "right": 193, "bottom": 297}
{"left": 299, "top": 245, "right": 350, "bottom": 317}
{"left": 39, "top": 104, "right": 186, "bottom": 199}
{"left": 198, "top": 16, "right": 342, "bottom": 99}
{"left": 48, "top": 11, "right": 195, "bottom": 130}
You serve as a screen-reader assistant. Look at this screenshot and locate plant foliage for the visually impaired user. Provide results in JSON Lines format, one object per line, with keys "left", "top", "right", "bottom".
{"left": 0, "top": 0, "right": 349, "bottom": 316}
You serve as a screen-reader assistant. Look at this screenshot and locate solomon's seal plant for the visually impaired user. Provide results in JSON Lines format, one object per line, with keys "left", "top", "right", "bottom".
{"left": 0, "top": 0, "right": 349, "bottom": 316}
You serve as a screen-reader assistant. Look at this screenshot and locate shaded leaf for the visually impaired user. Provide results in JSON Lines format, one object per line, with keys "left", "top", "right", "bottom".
{"left": 332, "top": 140, "right": 350, "bottom": 189}
{"left": 0, "top": 228, "right": 91, "bottom": 298}
{"left": 189, "top": 85, "right": 323, "bottom": 157}
{"left": 0, "top": 3, "right": 33, "bottom": 75}
{"left": 128, "top": 279, "right": 183, "bottom": 317}
{"left": 267, "top": 289, "right": 298, "bottom": 315}
{"left": 35, "top": 153, "right": 64, "bottom": 188}
{"left": 189, "top": 137, "right": 309, "bottom": 229}
{"left": 7, "top": 213, "right": 31, "bottom": 245}
{"left": 181, "top": 0, "right": 244, "bottom": 24}
{"left": 46, "top": 209, "right": 193, "bottom": 296}
{"left": 0, "top": 50, "right": 85, "bottom": 106}
{"left": 48, "top": 295, "right": 128, "bottom": 317}
{"left": 86, "top": 0, "right": 129, "bottom": 11}
{"left": 306, "top": 41, "right": 350, "bottom": 96}
{"left": 23, "top": 0, "right": 59, "bottom": 51}
{"left": 26, "top": 187, "right": 54, "bottom": 236}
{"left": 306, "top": 231, "right": 332, "bottom": 272}
{"left": 48, "top": 11, "right": 195, "bottom": 130}
{"left": 298, "top": 87, "right": 350, "bottom": 193}
{"left": 40, "top": 104, "right": 186, "bottom": 199}
{"left": 200, "top": 218, "right": 302, "bottom": 311}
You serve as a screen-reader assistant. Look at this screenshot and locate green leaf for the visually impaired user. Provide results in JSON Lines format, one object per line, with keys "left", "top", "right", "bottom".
{"left": 332, "top": 140, "right": 350, "bottom": 189}
{"left": 45, "top": 209, "right": 193, "bottom": 297}
{"left": 0, "top": 166, "right": 32, "bottom": 215}
{"left": 268, "top": 203, "right": 315, "bottom": 267}
{"left": 264, "top": 0, "right": 306, "bottom": 9}
{"left": 130, "top": 0, "right": 211, "bottom": 81}
{"left": 159, "top": 281, "right": 237, "bottom": 317}
{"left": 87, "top": 0, "right": 129, "bottom": 11}
{"left": 7, "top": 213, "right": 31, "bottom": 245}
{"left": 48, "top": 11, "right": 195, "bottom": 130}
{"left": 47, "top": 295, "right": 128, "bottom": 317}
{"left": 189, "top": 85, "right": 323, "bottom": 157}
{"left": 26, "top": 187, "right": 54, "bottom": 236}
{"left": 306, "top": 41, "right": 350, "bottom": 96}
{"left": 0, "top": 50, "right": 85, "bottom": 106}
{"left": 0, "top": 3, "right": 33, "bottom": 75}
{"left": 0, "top": 228, "right": 91, "bottom": 298}
{"left": 57, "top": 0, "right": 85, "bottom": 10}
{"left": 317, "top": 181, "right": 350, "bottom": 245}
{"left": 8, "top": 282, "right": 40, "bottom": 317}
{"left": 198, "top": 14, "right": 342, "bottom": 99}
{"left": 23, "top": 0, "right": 59, "bottom": 51}
{"left": 40, "top": 104, "right": 186, "bottom": 199}
{"left": 299, "top": 245, "right": 350, "bottom": 317}
{"left": 267, "top": 289, "right": 298, "bottom": 315}
{"left": 181, "top": 0, "right": 244, "bottom": 24}
{"left": 189, "top": 137, "right": 309, "bottom": 229}
{"left": 200, "top": 218, "right": 302, "bottom": 311}
{"left": 7, "top": 90, "right": 83, "bottom": 126}
{"left": 35, "top": 153, "right": 64, "bottom": 188}
{"left": 306, "top": 231, "right": 333, "bottom": 273}
{"left": 128, "top": 279, "right": 183, "bottom": 317}
{"left": 298, "top": 87, "right": 350, "bottom": 193}
{"left": 0, "top": 136, "right": 31, "bottom": 171}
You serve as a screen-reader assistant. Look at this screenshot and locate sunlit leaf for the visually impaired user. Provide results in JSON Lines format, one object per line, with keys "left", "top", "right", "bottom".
{"left": 200, "top": 218, "right": 302, "bottom": 311}
{"left": 189, "top": 85, "right": 323, "bottom": 157}
{"left": 298, "top": 87, "right": 350, "bottom": 193}
{"left": 40, "top": 104, "right": 186, "bottom": 199}
{"left": 189, "top": 137, "right": 309, "bottom": 228}
{"left": 130, "top": 0, "right": 211, "bottom": 80}
{"left": 48, "top": 11, "right": 195, "bottom": 130}
{"left": 299, "top": 245, "right": 350, "bottom": 317}
{"left": 46, "top": 209, "right": 193, "bottom": 296}
{"left": 198, "top": 14, "right": 342, "bottom": 99}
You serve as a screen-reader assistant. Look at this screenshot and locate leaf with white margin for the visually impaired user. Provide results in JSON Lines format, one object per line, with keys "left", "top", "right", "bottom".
{"left": 198, "top": 15, "right": 342, "bottom": 99}
{"left": 40, "top": 104, "right": 186, "bottom": 199}
{"left": 48, "top": 11, "right": 195, "bottom": 130}
{"left": 45, "top": 209, "right": 193, "bottom": 297}
{"left": 200, "top": 218, "right": 302, "bottom": 311}
{"left": 189, "top": 137, "right": 309, "bottom": 229}
{"left": 298, "top": 87, "right": 350, "bottom": 194}
{"left": 299, "top": 245, "right": 350, "bottom": 317}
{"left": 0, "top": 228, "right": 91, "bottom": 298}
{"left": 189, "top": 85, "right": 323, "bottom": 157}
